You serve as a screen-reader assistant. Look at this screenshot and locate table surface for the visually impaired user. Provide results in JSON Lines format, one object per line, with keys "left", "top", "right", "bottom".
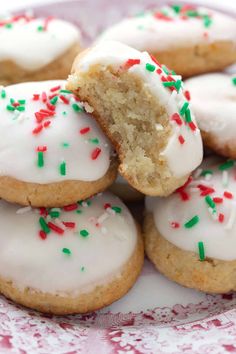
{"left": 1, "top": 0, "right": 236, "bottom": 13}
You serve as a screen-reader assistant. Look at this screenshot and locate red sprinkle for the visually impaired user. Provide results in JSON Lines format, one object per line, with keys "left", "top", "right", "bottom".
{"left": 63, "top": 204, "right": 78, "bottom": 211}
{"left": 80, "top": 127, "right": 90, "bottom": 135}
{"left": 184, "top": 90, "right": 191, "bottom": 101}
{"left": 39, "top": 230, "right": 47, "bottom": 240}
{"left": 224, "top": 191, "right": 233, "bottom": 199}
{"left": 218, "top": 213, "right": 225, "bottom": 223}
{"left": 171, "top": 222, "right": 180, "bottom": 229}
{"left": 44, "top": 121, "right": 51, "bottom": 128}
{"left": 91, "top": 147, "right": 101, "bottom": 160}
{"left": 124, "top": 58, "right": 141, "bottom": 69}
{"left": 33, "top": 94, "right": 40, "bottom": 101}
{"left": 179, "top": 190, "right": 189, "bottom": 201}
{"left": 48, "top": 222, "right": 64, "bottom": 235}
{"left": 171, "top": 113, "right": 182, "bottom": 126}
{"left": 63, "top": 222, "right": 76, "bottom": 228}
{"left": 50, "top": 85, "right": 61, "bottom": 92}
{"left": 213, "top": 197, "right": 223, "bottom": 204}
{"left": 39, "top": 207, "right": 47, "bottom": 216}
{"left": 154, "top": 12, "right": 173, "bottom": 21}
{"left": 36, "top": 145, "right": 47, "bottom": 152}
{"left": 32, "top": 124, "right": 43, "bottom": 135}
{"left": 200, "top": 188, "right": 215, "bottom": 196}
{"left": 189, "top": 121, "right": 197, "bottom": 131}
{"left": 41, "top": 92, "right": 47, "bottom": 102}
{"left": 59, "top": 95, "right": 70, "bottom": 104}
{"left": 156, "top": 68, "right": 162, "bottom": 75}
{"left": 178, "top": 135, "right": 185, "bottom": 144}
{"left": 150, "top": 54, "right": 161, "bottom": 67}
{"left": 104, "top": 203, "right": 111, "bottom": 210}
{"left": 46, "top": 102, "right": 56, "bottom": 111}
{"left": 12, "top": 102, "right": 20, "bottom": 107}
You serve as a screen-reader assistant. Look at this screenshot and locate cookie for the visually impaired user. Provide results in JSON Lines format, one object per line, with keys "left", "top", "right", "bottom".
{"left": 98, "top": 4, "right": 236, "bottom": 78}
{"left": 67, "top": 41, "right": 203, "bottom": 196}
{"left": 109, "top": 175, "right": 143, "bottom": 202}
{"left": 0, "top": 192, "right": 144, "bottom": 314}
{"left": 144, "top": 158, "right": 236, "bottom": 293}
{"left": 0, "top": 80, "right": 117, "bottom": 207}
{"left": 185, "top": 73, "right": 236, "bottom": 159}
{"left": 0, "top": 13, "right": 81, "bottom": 85}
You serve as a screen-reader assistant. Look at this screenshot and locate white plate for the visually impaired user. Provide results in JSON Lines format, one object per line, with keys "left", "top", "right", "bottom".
{"left": 2, "top": 1, "right": 236, "bottom": 353}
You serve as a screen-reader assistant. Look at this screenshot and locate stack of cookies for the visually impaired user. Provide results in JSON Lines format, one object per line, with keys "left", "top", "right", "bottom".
{"left": 0, "top": 3, "right": 236, "bottom": 315}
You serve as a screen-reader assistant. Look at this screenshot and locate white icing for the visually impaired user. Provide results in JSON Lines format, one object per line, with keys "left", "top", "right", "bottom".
{"left": 98, "top": 6, "right": 236, "bottom": 52}
{"left": 185, "top": 73, "right": 236, "bottom": 144}
{"left": 0, "top": 14, "right": 80, "bottom": 70}
{"left": 0, "top": 192, "right": 138, "bottom": 295}
{"left": 71, "top": 40, "right": 203, "bottom": 177}
{"left": 147, "top": 159, "right": 236, "bottom": 260}
{"left": 0, "top": 80, "right": 111, "bottom": 183}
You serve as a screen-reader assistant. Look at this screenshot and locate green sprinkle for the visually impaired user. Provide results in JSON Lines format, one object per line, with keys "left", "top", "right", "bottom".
{"left": 80, "top": 229, "right": 89, "bottom": 237}
{"left": 60, "top": 161, "right": 66, "bottom": 176}
{"left": 205, "top": 195, "right": 215, "bottom": 209}
{"left": 200, "top": 170, "right": 213, "bottom": 176}
{"left": 162, "top": 65, "right": 169, "bottom": 75}
{"left": 49, "top": 210, "right": 60, "bottom": 218}
{"left": 62, "top": 111, "right": 67, "bottom": 116}
{"left": 62, "top": 142, "right": 70, "bottom": 148}
{"left": 50, "top": 96, "right": 58, "bottom": 105}
{"left": 175, "top": 80, "right": 182, "bottom": 92}
{"left": 37, "top": 151, "right": 44, "bottom": 168}
{"left": 60, "top": 89, "right": 72, "bottom": 94}
{"left": 76, "top": 209, "right": 82, "bottom": 214}
{"left": 186, "top": 10, "right": 198, "bottom": 17}
{"left": 6, "top": 105, "right": 14, "bottom": 111}
{"left": 89, "top": 138, "right": 99, "bottom": 144}
{"left": 37, "top": 25, "right": 44, "bottom": 31}
{"left": 146, "top": 63, "right": 156, "bottom": 72}
{"left": 232, "top": 77, "right": 236, "bottom": 86}
{"left": 39, "top": 217, "right": 50, "bottom": 234}
{"left": 10, "top": 98, "right": 15, "bottom": 104}
{"left": 203, "top": 15, "right": 212, "bottom": 28}
{"left": 17, "top": 106, "right": 25, "bottom": 112}
{"left": 180, "top": 102, "right": 189, "bottom": 116}
{"left": 171, "top": 4, "right": 181, "bottom": 13}
{"left": 198, "top": 241, "right": 205, "bottom": 261}
{"left": 72, "top": 103, "right": 83, "bottom": 112}
{"left": 112, "top": 206, "right": 122, "bottom": 213}
{"left": 62, "top": 248, "right": 71, "bottom": 255}
{"left": 81, "top": 266, "right": 85, "bottom": 272}
{"left": 18, "top": 100, "right": 26, "bottom": 104}
{"left": 163, "top": 81, "right": 175, "bottom": 88}
{"left": 171, "top": 70, "right": 177, "bottom": 75}
{"left": 1, "top": 90, "right": 6, "bottom": 99}
{"left": 184, "top": 215, "right": 200, "bottom": 228}
{"left": 5, "top": 23, "right": 12, "bottom": 29}
{"left": 219, "top": 160, "right": 234, "bottom": 171}
{"left": 185, "top": 108, "right": 192, "bottom": 123}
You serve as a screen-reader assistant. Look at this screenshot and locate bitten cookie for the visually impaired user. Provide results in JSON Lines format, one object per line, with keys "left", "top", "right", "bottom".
{"left": 144, "top": 158, "right": 236, "bottom": 293}
{"left": 0, "top": 13, "right": 81, "bottom": 85}
{"left": 109, "top": 175, "right": 143, "bottom": 202}
{"left": 67, "top": 41, "right": 203, "bottom": 196}
{"left": 185, "top": 73, "right": 236, "bottom": 159}
{"left": 0, "top": 80, "right": 117, "bottom": 207}
{"left": 0, "top": 192, "right": 144, "bottom": 314}
{"left": 98, "top": 4, "right": 236, "bottom": 78}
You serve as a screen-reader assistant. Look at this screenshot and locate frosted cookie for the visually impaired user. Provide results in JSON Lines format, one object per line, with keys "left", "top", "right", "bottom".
{"left": 0, "top": 13, "right": 81, "bottom": 85}
{"left": 98, "top": 4, "right": 236, "bottom": 77}
{"left": 0, "top": 192, "right": 143, "bottom": 314}
{"left": 185, "top": 73, "right": 236, "bottom": 159}
{"left": 67, "top": 41, "right": 203, "bottom": 196}
{"left": 0, "top": 80, "right": 117, "bottom": 207}
{"left": 144, "top": 159, "right": 236, "bottom": 293}
{"left": 109, "top": 175, "right": 143, "bottom": 202}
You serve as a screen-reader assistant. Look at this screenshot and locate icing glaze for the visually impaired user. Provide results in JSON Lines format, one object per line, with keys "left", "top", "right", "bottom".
{"left": 146, "top": 158, "right": 236, "bottom": 261}
{"left": 98, "top": 5, "right": 236, "bottom": 52}
{"left": 0, "top": 13, "right": 80, "bottom": 70}
{"left": 69, "top": 40, "right": 203, "bottom": 177}
{"left": 0, "top": 80, "right": 111, "bottom": 183}
{"left": 185, "top": 73, "right": 236, "bottom": 144}
{"left": 0, "top": 192, "right": 138, "bottom": 295}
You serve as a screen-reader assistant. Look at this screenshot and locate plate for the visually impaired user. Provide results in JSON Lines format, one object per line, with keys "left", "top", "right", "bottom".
{"left": 2, "top": 1, "right": 236, "bottom": 353}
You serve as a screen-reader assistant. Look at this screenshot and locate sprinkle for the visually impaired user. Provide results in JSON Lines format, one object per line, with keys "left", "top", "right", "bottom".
{"left": 32, "top": 124, "right": 43, "bottom": 135}
{"left": 219, "top": 213, "right": 225, "bottom": 223}
{"left": 63, "top": 204, "right": 78, "bottom": 211}
{"left": 62, "top": 142, "right": 70, "bottom": 148}
{"left": 224, "top": 191, "right": 233, "bottom": 199}
{"left": 33, "top": 94, "right": 40, "bottom": 101}
{"left": 54, "top": 218, "right": 66, "bottom": 231}
{"left": 89, "top": 138, "right": 99, "bottom": 144}
{"left": 178, "top": 135, "right": 185, "bottom": 145}
{"left": 39, "top": 217, "right": 50, "bottom": 234}
{"left": 72, "top": 103, "right": 83, "bottom": 112}
{"left": 49, "top": 210, "right": 60, "bottom": 218}
{"left": 39, "top": 230, "right": 47, "bottom": 240}
{"left": 124, "top": 58, "right": 141, "bottom": 68}
{"left": 222, "top": 170, "right": 229, "bottom": 187}
{"left": 184, "top": 90, "right": 191, "bottom": 101}
{"left": 44, "top": 121, "right": 51, "bottom": 128}
{"left": 60, "top": 89, "right": 72, "bottom": 94}
{"left": 179, "top": 102, "right": 189, "bottom": 116}
{"left": 213, "top": 197, "right": 223, "bottom": 204}
{"left": 48, "top": 222, "right": 64, "bottom": 235}
{"left": 81, "top": 266, "right": 85, "bottom": 271}
{"left": 219, "top": 160, "right": 234, "bottom": 171}
{"left": 50, "top": 85, "right": 61, "bottom": 92}
{"left": 225, "top": 205, "right": 236, "bottom": 230}
{"left": 185, "top": 108, "right": 192, "bottom": 123}
{"left": 59, "top": 95, "right": 69, "bottom": 104}
{"left": 16, "top": 206, "right": 32, "bottom": 215}
{"left": 198, "top": 242, "right": 205, "bottom": 261}
{"left": 62, "top": 248, "right": 71, "bottom": 255}
{"left": 146, "top": 63, "right": 156, "bottom": 72}
{"left": 63, "top": 222, "right": 76, "bottom": 228}
{"left": 232, "top": 77, "right": 236, "bottom": 86}
{"left": 171, "top": 113, "right": 182, "bottom": 126}
{"left": 208, "top": 207, "right": 217, "bottom": 220}
{"left": 37, "top": 151, "right": 44, "bottom": 168}
{"left": 37, "top": 25, "right": 44, "bottom": 31}
{"left": 97, "top": 212, "right": 109, "bottom": 224}
{"left": 1, "top": 89, "right": 6, "bottom": 98}
{"left": 205, "top": 195, "right": 215, "bottom": 209}
{"left": 112, "top": 206, "right": 122, "bottom": 213}
{"left": 60, "top": 161, "right": 66, "bottom": 176}
{"left": 201, "top": 170, "right": 213, "bottom": 177}
{"left": 80, "top": 127, "right": 90, "bottom": 135}
{"left": 171, "top": 222, "right": 180, "bottom": 228}
{"left": 42, "top": 92, "right": 47, "bottom": 103}
{"left": 91, "top": 147, "right": 101, "bottom": 160}
{"left": 162, "top": 65, "right": 169, "bottom": 74}
{"left": 80, "top": 229, "right": 89, "bottom": 237}
{"left": 184, "top": 215, "right": 200, "bottom": 228}
{"left": 50, "top": 96, "right": 58, "bottom": 105}
{"left": 203, "top": 15, "right": 212, "bottom": 28}
{"left": 6, "top": 105, "right": 15, "bottom": 111}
